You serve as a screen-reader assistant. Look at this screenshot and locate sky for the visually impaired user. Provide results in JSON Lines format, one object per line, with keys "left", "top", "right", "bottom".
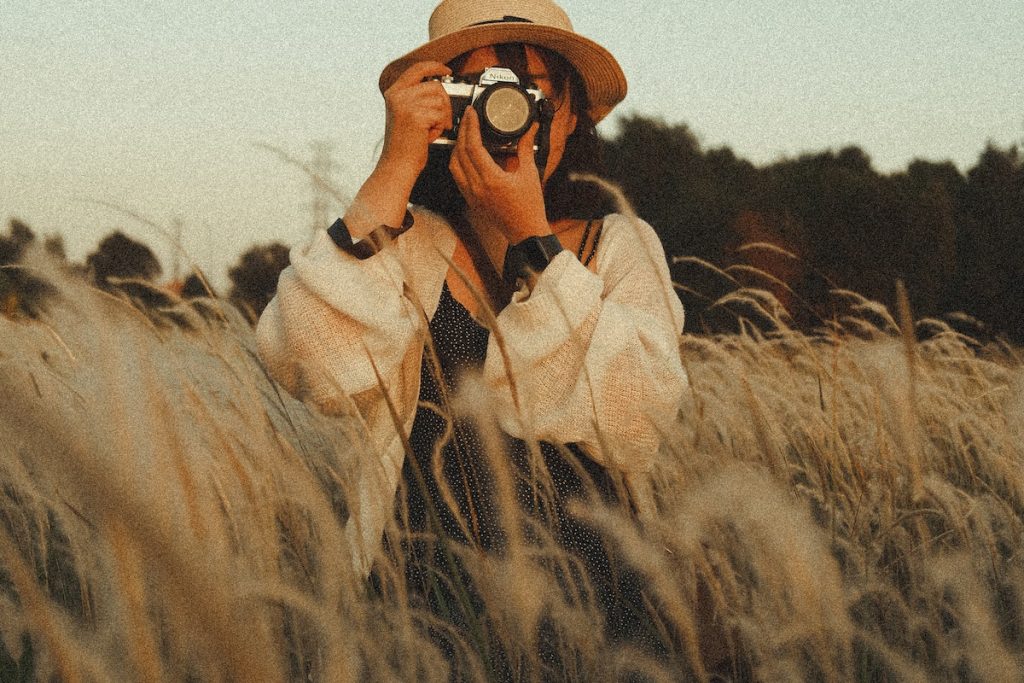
{"left": 2, "top": 1, "right": 1022, "bottom": 288}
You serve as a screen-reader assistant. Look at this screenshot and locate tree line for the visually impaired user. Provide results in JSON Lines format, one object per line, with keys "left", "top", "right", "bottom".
{"left": 602, "top": 115, "right": 1023, "bottom": 342}
{"left": 3, "top": 115, "right": 1022, "bottom": 341}
{"left": 0, "top": 222, "right": 288, "bottom": 325}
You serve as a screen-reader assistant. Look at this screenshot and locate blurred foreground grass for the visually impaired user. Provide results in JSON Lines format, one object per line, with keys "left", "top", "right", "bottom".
{"left": 1, "top": 244, "right": 1023, "bottom": 682}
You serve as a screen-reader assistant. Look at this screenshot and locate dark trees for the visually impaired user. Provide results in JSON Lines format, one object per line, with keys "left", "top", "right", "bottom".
{"left": 892, "top": 160, "right": 961, "bottom": 318}
{"left": 953, "top": 145, "right": 1024, "bottom": 340}
{"left": 602, "top": 115, "right": 760, "bottom": 265}
{"left": 86, "top": 231, "right": 163, "bottom": 287}
{"left": 759, "top": 148, "right": 958, "bottom": 323}
{"left": 1, "top": 219, "right": 57, "bottom": 319}
{"left": 599, "top": 117, "right": 1019, "bottom": 341}
{"left": 227, "top": 243, "right": 290, "bottom": 321}
{"left": 601, "top": 116, "right": 761, "bottom": 331}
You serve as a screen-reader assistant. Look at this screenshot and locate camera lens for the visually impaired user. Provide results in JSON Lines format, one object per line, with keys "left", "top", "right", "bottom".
{"left": 479, "top": 85, "right": 533, "bottom": 139}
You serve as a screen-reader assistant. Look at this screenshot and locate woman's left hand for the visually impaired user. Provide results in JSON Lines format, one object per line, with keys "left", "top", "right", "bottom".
{"left": 449, "top": 108, "right": 552, "bottom": 243}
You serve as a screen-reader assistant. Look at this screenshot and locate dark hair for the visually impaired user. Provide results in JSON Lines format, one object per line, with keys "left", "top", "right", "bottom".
{"left": 409, "top": 43, "right": 615, "bottom": 223}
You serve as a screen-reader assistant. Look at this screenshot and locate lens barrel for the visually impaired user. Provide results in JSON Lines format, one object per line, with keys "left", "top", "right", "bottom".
{"left": 476, "top": 84, "right": 535, "bottom": 141}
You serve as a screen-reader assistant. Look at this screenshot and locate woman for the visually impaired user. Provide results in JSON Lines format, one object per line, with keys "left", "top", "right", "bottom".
{"left": 257, "top": 0, "right": 687, "bottom": 669}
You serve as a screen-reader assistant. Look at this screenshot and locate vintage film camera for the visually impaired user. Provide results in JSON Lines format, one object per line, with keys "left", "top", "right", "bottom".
{"left": 431, "top": 67, "right": 550, "bottom": 154}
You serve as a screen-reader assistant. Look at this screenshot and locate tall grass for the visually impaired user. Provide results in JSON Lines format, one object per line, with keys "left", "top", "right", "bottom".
{"left": 1, "top": 232, "right": 1023, "bottom": 681}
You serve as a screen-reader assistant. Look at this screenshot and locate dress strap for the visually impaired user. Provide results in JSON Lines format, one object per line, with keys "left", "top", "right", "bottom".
{"left": 582, "top": 220, "right": 604, "bottom": 267}
{"left": 576, "top": 219, "right": 595, "bottom": 261}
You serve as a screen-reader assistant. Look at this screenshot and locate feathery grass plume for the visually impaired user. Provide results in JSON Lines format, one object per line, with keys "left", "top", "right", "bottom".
{"left": 734, "top": 241, "right": 800, "bottom": 262}
{"left": 724, "top": 263, "right": 797, "bottom": 296}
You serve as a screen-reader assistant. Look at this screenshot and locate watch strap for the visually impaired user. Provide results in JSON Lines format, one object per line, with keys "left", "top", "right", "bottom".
{"left": 502, "top": 234, "right": 564, "bottom": 289}
{"left": 327, "top": 210, "right": 414, "bottom": 260}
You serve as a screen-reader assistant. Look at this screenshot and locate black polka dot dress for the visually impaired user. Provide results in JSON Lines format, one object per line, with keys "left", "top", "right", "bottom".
{"left": 390, "top": 279, "right": 662, "bottom": 675}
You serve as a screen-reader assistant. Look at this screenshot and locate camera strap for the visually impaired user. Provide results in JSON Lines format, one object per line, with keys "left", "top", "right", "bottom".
{"left": 534, "top": 98, "right": 555, "bottom": 182}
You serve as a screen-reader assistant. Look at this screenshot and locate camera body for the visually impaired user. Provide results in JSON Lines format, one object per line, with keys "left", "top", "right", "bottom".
{"left": 432, "top": 67, "right": 547, "bottom": 154}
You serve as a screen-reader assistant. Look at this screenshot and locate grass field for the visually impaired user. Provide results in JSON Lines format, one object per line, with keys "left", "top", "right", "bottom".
{"left": 1, "top": 239, "right": 1023, "bottom": 682}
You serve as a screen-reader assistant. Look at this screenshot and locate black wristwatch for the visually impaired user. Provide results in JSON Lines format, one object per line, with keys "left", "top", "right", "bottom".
{"left": 327, "top": 210, "right": 414, "bottom": 260}
{"left": 502, "top": 234, "right": 564, "bottom": 289}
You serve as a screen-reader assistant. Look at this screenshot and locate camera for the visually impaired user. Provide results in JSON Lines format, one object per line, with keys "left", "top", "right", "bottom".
{"left": 431, "top": 67, "right": 548, "bottom": 155}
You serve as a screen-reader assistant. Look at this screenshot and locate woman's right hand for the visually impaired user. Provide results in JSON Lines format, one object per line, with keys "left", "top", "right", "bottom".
{"left": 344, "top": 61, "right": 453, "bottom": 237}
{"left": 378, "top": 61, "right": 454, "bottom": 181}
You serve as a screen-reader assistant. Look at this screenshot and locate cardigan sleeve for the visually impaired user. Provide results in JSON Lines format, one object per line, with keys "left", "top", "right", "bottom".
{"left": 255, "top": 228, "right": 426, "bottom": 423}
{"left": 481, "top": 214, "right": 686, "bottom": 472}
{"left": 256, "top": 218, "right": 451, "bottom": 575}
{"left": 255, "top": 206, "right": 460, "bottom": 425}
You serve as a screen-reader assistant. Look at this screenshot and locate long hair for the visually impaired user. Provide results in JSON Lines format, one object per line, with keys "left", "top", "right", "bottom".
{"left": 409, "top": 43, "right": 615, "bottom": 223}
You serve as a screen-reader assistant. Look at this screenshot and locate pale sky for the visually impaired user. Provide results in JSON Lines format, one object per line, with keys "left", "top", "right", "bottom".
{"left": 2, "top": 1, "right": 1021, "bottom": 288}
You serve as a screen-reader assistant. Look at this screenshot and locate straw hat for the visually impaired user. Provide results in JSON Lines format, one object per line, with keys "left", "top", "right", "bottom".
{"left": 379, "top": 0, "right": 627, "bottom": 123}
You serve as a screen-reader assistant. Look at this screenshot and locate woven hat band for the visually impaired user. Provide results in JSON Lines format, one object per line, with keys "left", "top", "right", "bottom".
{"left": 469, "top": 16, "right": 535, "bottom": 27}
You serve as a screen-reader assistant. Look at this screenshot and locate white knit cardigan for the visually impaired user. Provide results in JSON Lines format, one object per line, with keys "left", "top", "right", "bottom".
{"left": 256, "top": 208, "right": 686, "bottom": 574}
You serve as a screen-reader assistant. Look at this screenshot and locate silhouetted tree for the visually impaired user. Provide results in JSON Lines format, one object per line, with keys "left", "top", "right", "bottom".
{"left": 176, "top": 271, "right": 227, "bottom": 326}
{"left": 954, "top": 144, "right": 1024, "bottom": 341}
{"left": 43, "top": 234, "right": 68, "bottom": 261}
{"left": 181, "top": 272, "right": 215, "bottom": 299}
{"left": 1, "top": 219, "right": 57, "bottom": 319}
{"left": 892, "top": 160, "right": 961, "bottom": 316}
{"left": 601, "top": 115, "right": 760, "bottom": 331}
{"left": 764, "top": 148, "right": 890, "bottom": 299}
{"left": 0, "top": 219, "right": 35, "bottom": 264}
{"left": 603, "top": 115, "right": 757, "bottom": 262}
{"left": 86, "top": 231, "right": 162, "bottom": 287}
{"left": 227, "top": 242, "right": 290, "bottom": 322}
{"left": 740, "top": 146, "right": 970, "bottom": 329}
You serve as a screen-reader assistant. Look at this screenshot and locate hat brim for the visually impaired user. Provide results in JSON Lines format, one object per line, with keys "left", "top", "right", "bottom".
{"left": 379, "top": 24, "right": 627, "bottom": 123}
